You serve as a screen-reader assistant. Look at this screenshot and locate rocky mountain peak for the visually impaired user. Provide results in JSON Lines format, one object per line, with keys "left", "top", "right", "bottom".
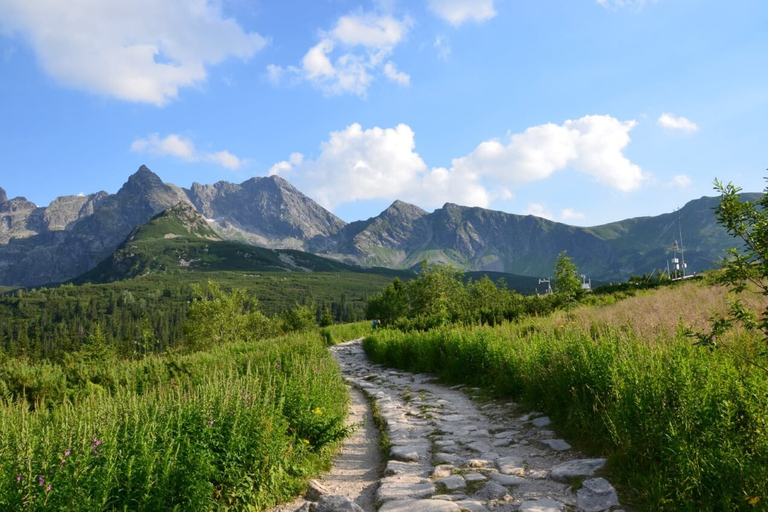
{"left": 382, "top": 200, "right": 428, "bottom": 220}
{"left": 0, "top": 187, "right": 6, "bottom": 203}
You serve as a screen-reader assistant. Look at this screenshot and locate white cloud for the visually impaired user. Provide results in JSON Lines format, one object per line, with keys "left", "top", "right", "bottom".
{"left": 383, "top": 61, "right": 410, "bottom": 86}
{"left": 267, "top": 116, "right": 645, "bottom": 214}
{"left": 0, "top": 0, "right": 268, "bottom": 106}
{"left": 561, "top": 208, "right": 586, "bottom": 221}
{"left": 658, "top": 113, "right": 699, "bottom": 132}
{"left": 668, "top": 174, "right": 692, "bottom": 188}
{"left": 270, "top": 123, "right": 487, "bottom": 210}
{"left": 428, "top": 0, "right": 497, "bottom": 26}
{"left": 525, "top": 203, "right": 554, "bottom": 221}
{"left": 330, "top": 13, "right": 408, "bottom": 48}
{"left": 452, "top": 115, "right": 647, "bottom": 192}
{"left": 268, "top": 12, "right": 410, "bottom": 96}
{"left": 131, "top": 133, "right": 245, "bottom": 170}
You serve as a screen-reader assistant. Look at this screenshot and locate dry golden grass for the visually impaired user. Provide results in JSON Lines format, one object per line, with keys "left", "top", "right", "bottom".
{"left": 560, "top": 279, "right": 767, "bottom": 344}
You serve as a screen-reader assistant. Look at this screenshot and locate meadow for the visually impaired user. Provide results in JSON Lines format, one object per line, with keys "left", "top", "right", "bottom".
{"left": 0, "top": 329, "right": 354, "bottom": 511}
{"left": 363, "top": 278, "right": 768, "bottom": 511}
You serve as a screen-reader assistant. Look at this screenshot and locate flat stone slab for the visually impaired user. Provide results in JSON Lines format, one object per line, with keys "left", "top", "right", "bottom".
{"left": 379, "top": 500, "right": 460, "bottom": 512}
{"left": 519, "top": 498, "right": 566, "bottom": 512}
{"left": 454, "top": 500, "right": 489, "bottom": 512}
{"left": 435, "top": 453, "right": 465, "bottom": 465}
{"left": 466, "top": 441, "right": 492, "bottom": 453}
{"left": 497, "top": 456, "right": 526, "bottom": 476}
{"left": 464, "top": 473, "right": 487, "bottom": 483}
{"left": 391, "top": 445, "right": 421, "bottom": 462}
{"left": 577, "top": 477, "right": 620, "bottom": 512}
{"left": 540, "top": 439, "right": 571, "bottom": 451}
{"left": 549, "top": 459, "right": 607, "bottom": 483}
{"left": 488, "top": 473, "right": 526, "bottom": 486}
{"left": 377, "top": 480, "right": 436, "bottom": 504}
{"left": 440, "top": 474, "right": 467, "bottom": 491}
{"left": 531, "top": 416, "right": 551, "bottom": 427}
{"left": 385, "top": 460, "right": 422, "bottom": 476}
{"left": 315, "top": 495, "right": 365, "bottom": 512}
{"left": 474, "top": 481, "right": 509, "bottom": 501}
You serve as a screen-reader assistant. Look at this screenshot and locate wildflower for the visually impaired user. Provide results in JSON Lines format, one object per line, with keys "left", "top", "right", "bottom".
{"left": 16, "top": 475, "right": 22, "bottom": 483}
{"left": 46, "top": 485, "right": 52, "bottom": 492}
{"left": 209, "top": 418, "right": 215, "bottom": 427}
{"left": 275, "top": 362, "right": 281, "bottom": 370}
{"left": 302, "top": 439, "right": 310, "bottom": 445}
{"left": 38, "top": 476, "right": 44, "bottom": 486}
{"left": 313, "top": 407, "right": 323, "bottom": 416}
{"left": 747, "top": 496, "right": 762, "bottom": 506}
{"left": 64, "top": 449, "right": 70, "bottom": 457}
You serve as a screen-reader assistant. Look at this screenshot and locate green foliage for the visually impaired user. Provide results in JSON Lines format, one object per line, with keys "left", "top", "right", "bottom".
{"left": 0, "top": 333, "right": 351, "bottom": 511}
{"left": 183, "top": 281, "right": 268, "bottom": 351}
{"left": 687, "top": 178, "right": 768, "bottom": 371}
{"left": 281, "top": 304, "right": 317, "bottom": 334}
{"left": 363, "top": 323, "right": 768, "bottom": 511}
{"left": 553, "top": 250, "right": 583, "bottom": 308}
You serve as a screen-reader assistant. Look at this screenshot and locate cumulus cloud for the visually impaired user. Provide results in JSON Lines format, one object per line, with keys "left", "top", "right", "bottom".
{"left": 452, "top": 115, "right": 647, "bottom": 192}
{"left": 131, "top": 133, "right": 246, "bottom": 170}
{"left": 269, "top": 123, "right": 487, "bottom": 210}
{"left": 0, "top": 0, "right": 268, "bottom": 106}
{"left": 268, "top": 116, "right": 645, "bottom": 214}
{"left": 268, "top": 12, "right": 410, "bottom": 96}
{"left": 428, "top": 0, "right": 497, "bottom": 25}
{"left": 658, "top": 113, "right": 699, "bottom": 132}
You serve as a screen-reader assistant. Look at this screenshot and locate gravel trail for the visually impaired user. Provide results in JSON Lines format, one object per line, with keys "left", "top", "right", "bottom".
{"left": 273, "top": 339, "right": 627, "bottom": 512}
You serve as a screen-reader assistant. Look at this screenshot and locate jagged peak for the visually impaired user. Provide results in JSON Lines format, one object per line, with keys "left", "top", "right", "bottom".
{"left": 0, "top": 187, "right": 6, "bottom": 203}
{"left": 382, "top": 200, "right": 428, "bottom": 218}
{"left": 127, "top": 165, "right": 163, "bottom": 185}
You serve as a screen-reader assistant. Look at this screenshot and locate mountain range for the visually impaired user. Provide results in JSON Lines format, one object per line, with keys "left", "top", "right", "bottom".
{"left": 0, "top": 166, "right": 755, "bottom": 287}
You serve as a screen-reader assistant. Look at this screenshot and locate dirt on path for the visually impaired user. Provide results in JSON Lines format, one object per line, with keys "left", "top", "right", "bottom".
{"left": 271, "top": 339, "right": 628, "bottom": 512}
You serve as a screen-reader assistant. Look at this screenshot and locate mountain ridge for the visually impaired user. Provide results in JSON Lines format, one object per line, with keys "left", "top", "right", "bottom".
{"left": 0, "top": 165, "right": 758, "bottom": 287}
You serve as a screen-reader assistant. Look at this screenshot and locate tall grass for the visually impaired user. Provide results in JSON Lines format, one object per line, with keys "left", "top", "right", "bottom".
{"left": 320, "top": 321, "right": 372, "bottom": 346}
{"left": 0, "top": 333, "right": 350, "bottom": 511}
{"left": 364, "top": 286, "right": 768, "bottom": 511}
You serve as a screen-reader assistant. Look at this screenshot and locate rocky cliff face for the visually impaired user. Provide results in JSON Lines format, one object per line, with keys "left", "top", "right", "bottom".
{"left": 0, "top": 187, "right": 7, "bottom": 204}
{"left": 186, "top": 175, "right": 345, "bottom": 249}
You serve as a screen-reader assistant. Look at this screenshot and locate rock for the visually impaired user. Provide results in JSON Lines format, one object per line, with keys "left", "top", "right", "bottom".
{"left": 305, "top": 479, "right": 330, "bottom": 501}
{"left": 391, "top": 446, "right": 420, "bottom": 462}
{"left": 379, "top": 500, "right": 460, "bottom": 512}
{"left": 454, "top": 500, "right": 489, "bottom": 511}
{"left": 435, "top": 453, "right": 465, "bottom": 466}
{"left": 540, "top": 439, "right": 571, "bottom": 451}
{"left": 432, "top": 464, "right": 455, "bottom": 478}
{"left": 386, "top": 460, "right": 421, "bottom": 476}
{"left": 518, "top": 498, "right": 565, "bottom": 512}
{"left": 377, "top": 477, "right": 436, "bottom": 503}
{"left": 440, "top": 475, "right": 467, "bottom": 491}
{"left": 464, "top": 473, "right": 487, "bottom": 483}
{"left": 465, "top": 459, "right": 491, "bottom": 468}
{"left": 549, "top": 459, "right": 607, "bottom": 483}
{"left": 488, "top": 473, "right": 526, "bottom": 486}
{"left": 474, "top": 482, "right": 509, "bottom": 501}
{"left": 294, "top": 503, "right": 313, "bottom": 512}
{"left": 315, "top": 495, "right": 364, "bottom": 512}
{"left": 467, "top": 441, "right": 493, "bottom": 453}
{"left": 576, "top": 478, "right": 620, "bottom": 512}
{"left": 531, "top": 417, "right": 551, "bottom": 427}
{"left": 496, "top": 457, "right": 525, "bottom": 476}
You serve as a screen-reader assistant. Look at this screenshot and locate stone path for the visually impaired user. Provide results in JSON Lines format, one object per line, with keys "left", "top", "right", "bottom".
{"left": 282, "top": 339, "right": 627, "bottom": 512}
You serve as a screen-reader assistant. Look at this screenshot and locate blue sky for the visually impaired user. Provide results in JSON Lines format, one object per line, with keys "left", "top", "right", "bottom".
{"left": 0, "top": 0, "right": 766, "bottom": 226}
